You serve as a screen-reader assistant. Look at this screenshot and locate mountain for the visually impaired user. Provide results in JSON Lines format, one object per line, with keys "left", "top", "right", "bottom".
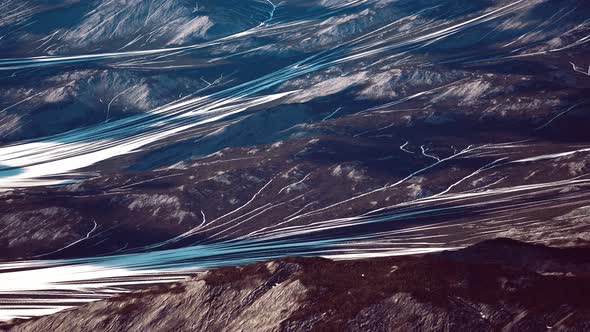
{"left": 3, "top": 239, "right": 590, "bottom": 332}
{"left": 0, "top": 0, "right": 590, "bottom": 327}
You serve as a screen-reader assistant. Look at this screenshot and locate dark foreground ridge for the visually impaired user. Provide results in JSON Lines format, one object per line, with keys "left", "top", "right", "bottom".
{"left": 4, "top": 238, "right": 590, "bottom": 332}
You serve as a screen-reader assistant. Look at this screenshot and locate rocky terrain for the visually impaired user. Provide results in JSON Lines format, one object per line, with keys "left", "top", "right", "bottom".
{"left": 3, "top": 239, "right": 590, "bottom": 332}
{"left": 0, "top": 0, "right": 590, "bottom": 327}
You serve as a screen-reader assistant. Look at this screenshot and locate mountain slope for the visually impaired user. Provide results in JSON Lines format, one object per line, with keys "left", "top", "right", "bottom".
{"left": 4, "top": 239, "right": 590, "bottom": 332}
